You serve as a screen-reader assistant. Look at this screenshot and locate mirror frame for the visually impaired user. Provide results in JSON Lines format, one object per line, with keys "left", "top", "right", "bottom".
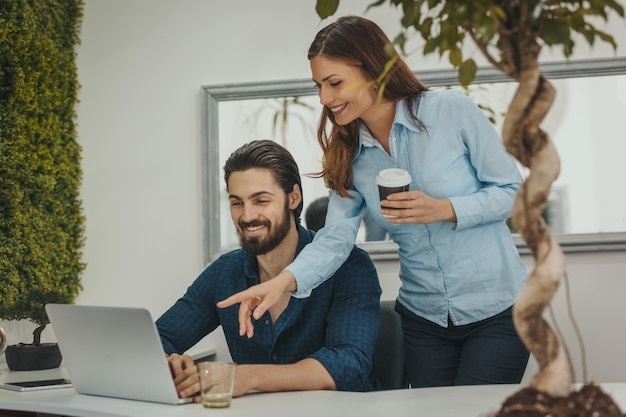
{"left": 202, "top": 57, "right": 626, "bottom": 263}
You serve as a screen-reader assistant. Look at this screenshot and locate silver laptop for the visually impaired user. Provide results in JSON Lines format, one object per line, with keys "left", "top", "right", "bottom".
{"left": 45, "top": 304, "right": 193, "bottom": 405}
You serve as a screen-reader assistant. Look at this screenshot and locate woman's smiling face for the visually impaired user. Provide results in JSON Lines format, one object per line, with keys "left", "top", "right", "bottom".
{"left": 310, "top": 55, "right": 378, "bottom": 126}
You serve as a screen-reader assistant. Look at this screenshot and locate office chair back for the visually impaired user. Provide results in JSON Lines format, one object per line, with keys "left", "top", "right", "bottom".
{"left": 373, "top": 299, "right": 409, "bottom": 390}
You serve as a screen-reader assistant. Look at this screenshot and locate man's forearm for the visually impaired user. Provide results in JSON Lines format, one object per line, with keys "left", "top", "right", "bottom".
{"left": 233, "top": 358, "right": 335, "bottom": 397}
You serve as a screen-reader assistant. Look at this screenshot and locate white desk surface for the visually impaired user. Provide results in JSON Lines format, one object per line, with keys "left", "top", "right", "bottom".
{"left": 2, "top": 360, "right": 626, "bottom": 417}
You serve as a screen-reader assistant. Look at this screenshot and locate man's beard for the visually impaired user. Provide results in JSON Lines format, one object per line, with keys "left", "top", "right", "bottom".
{"left": 237, "top": 201, "right": 292, "bottom": 256}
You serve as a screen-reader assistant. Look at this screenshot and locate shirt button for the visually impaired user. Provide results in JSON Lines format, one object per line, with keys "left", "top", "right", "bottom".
{"left": 272, "top": 354, "right": 277, "bottom": 361}
{"left": 429, "top": 250, "right": 434, "bottom": 255}
{"left": 436, "top": 272, "right": 442, "bottom": 278}
{"left": 265, "top": 320, "right": 270, "bottom": 325}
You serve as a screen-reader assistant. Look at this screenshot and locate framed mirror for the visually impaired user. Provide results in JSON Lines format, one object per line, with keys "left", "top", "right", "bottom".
{"left": 202, "top": 57, "right": 626, "bottom": 264}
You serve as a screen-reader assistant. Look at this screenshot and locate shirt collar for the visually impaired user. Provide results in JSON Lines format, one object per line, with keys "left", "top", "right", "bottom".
{"left": 354, "top": 99, "right": 419, "bottom": 159}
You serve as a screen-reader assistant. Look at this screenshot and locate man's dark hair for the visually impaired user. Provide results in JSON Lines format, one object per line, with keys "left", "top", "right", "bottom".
{"left": 223, "top": 140, "right": 303, "bottom": 223}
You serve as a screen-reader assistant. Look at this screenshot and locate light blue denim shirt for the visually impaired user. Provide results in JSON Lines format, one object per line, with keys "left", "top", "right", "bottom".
{"left": 288, "top": 89, "right": 527, "bottom": 327}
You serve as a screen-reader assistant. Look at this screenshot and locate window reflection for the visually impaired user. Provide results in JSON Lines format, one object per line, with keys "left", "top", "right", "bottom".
{"left": 204, "top": 57, "right": 626, "bottom": 261}
{"left": 217, "top": 74, "right": 625, "bottom": 250}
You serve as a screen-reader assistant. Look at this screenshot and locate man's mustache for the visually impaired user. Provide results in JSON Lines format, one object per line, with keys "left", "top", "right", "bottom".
{"left": 238, "top": 219, "right": 270, "bottom": 230}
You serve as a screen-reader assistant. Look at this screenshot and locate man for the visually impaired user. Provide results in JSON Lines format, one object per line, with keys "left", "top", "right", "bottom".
{"left": 156, "top": 140, "right": 382, "bottom": 402}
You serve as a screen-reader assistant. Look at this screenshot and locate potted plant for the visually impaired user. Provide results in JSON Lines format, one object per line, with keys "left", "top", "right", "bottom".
{"left": 316, "top": 0, "right": 624, "bottom": 415}
{"left": 0, "top": 1, "right": 86, "bottom": 371}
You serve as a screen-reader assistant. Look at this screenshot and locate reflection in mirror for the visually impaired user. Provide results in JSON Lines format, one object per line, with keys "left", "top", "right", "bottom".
{"left": 218, "top": 95, "right": 326, "bottom": 251}
{"left": 203, "top": 57, "right": 626, "bottom": 263}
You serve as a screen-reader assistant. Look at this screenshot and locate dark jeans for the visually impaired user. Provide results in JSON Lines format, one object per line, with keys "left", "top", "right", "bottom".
{"left": 396, "top": 301, "right": 530, "bottom": 388}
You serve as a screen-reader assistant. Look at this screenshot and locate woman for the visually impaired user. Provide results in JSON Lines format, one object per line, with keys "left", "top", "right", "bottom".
{"left": 219, "top": 15, "right": 529, "bottom": 388}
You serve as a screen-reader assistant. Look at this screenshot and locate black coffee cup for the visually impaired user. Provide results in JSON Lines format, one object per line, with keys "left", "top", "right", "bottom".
{"left": 376, "top": 168, "right": 411, "bottom": 217}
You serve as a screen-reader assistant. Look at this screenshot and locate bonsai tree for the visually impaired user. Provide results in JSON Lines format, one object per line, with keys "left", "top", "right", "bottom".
{"left": 0, "top": 1, "right": 86, "bottom": 347}
{"left": 316, "top": 0, "right": 623, "bottom": 414}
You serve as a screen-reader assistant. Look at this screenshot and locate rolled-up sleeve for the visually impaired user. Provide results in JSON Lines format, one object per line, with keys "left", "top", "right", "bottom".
{"left": 288, "top": 189, "right": 365, "bottom": 298}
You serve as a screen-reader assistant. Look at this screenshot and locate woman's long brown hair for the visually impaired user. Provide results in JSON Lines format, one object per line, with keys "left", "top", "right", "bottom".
{"left": 308, "top": 15, "right": 429, "bottom": 198}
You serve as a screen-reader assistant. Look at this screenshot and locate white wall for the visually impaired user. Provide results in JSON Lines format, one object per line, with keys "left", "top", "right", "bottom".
{"left": 3, "top": 0, "right": 625, "bottom": 380}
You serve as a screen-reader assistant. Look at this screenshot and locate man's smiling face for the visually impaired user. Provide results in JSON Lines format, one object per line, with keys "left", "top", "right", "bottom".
{"left": 228, "top": 168, "right": 295, "bottom": 256}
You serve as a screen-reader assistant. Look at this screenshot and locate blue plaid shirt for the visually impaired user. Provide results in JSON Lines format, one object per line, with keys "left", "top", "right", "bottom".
{"left": 156, "top": 225, "right": 382, "bottom": 392}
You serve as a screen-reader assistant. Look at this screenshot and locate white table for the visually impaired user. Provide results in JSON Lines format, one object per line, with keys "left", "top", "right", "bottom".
{"left": 3, "top": 356, "right": 626, "bottom": 417}
{"left": 2, "top": 375, "right": 626, "bottom": 417}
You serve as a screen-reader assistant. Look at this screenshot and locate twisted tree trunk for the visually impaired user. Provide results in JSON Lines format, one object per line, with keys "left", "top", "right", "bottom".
{"left": 488, "top": 4, "right": 623, "bottom": 414}
{"left": 491, "top": 39, "right": 622, "bottom": 417}
{"left": 483, "top": 0, "right": 573, "bottom": 397}
{"left": 503, "top": 69, "right": 572, "bottom": 397}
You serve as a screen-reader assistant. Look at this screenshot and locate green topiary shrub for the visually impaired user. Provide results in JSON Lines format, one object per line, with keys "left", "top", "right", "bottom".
{"left": 0, "top": 0, "right": 86, "bottom": 345}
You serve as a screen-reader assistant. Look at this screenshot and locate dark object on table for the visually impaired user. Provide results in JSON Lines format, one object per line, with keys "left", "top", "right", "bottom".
{"left": 494, "top": 383, "right": 624, "bottom": 417}
{"left": 5, "top": 343, "right": 62, "bottom": 371}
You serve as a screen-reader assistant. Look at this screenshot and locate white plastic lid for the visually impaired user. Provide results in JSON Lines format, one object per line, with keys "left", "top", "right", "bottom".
{"left": 376, "top": 168, "right": 412, "bottom": 187}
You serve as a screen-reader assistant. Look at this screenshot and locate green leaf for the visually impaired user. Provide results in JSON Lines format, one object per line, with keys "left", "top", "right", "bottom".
{"left": 607, "top": 0, "right": 625, "bottom": 17}
{"left": 539, "top": 18, "right": 571, "bottom": 46}
{"left": 451, "top": 3, "right": 469, "bottom": 21}
{"left": 401, "top": 2, "right": 421, "bottom": 28}
{"left": 596, "top": 30, "right": 618, "bottom": 50}
{"left": 478, "top": 15, "right": 496, "bottom": 43}
{"left": 382, "top": 55, "right": 399, "bottom": 75}
{"left": 423, "top": 36, "right": 440, "bottom": 55}
{"left": 365, "top": 0, "right": 386, "bottom": 13}
{"left": 569, "top": 11, "right": 585, "bottom": 31}
{"left": 562, "top": 38, "right": 574, "bottom": 57}
{"left": 581, "top": 27, "right": 595, "bottom": 45}
{"left": 449, "top": 47, "right": 462, "bottom": 67}
{"left": 587, "top": 0, "right": 608, "bottom": 20}
{"left": 419, "top": 17, "right": 433, "bottom": 40}
{"left": 391, "top": 33, "right": 407, "bottom": 55}
{"left": 315, "top": 0, "right": 339, "bottom": 19}
{"left": 491, "top": 5, "right": 507, "bottom": 21}
{"left": 458, "top": 58, "right": 477, "bottom": 86}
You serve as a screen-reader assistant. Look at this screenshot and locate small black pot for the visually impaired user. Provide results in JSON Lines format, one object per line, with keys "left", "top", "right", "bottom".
{"left": 5, "top": 343, "right": 62, "bottom": 371}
